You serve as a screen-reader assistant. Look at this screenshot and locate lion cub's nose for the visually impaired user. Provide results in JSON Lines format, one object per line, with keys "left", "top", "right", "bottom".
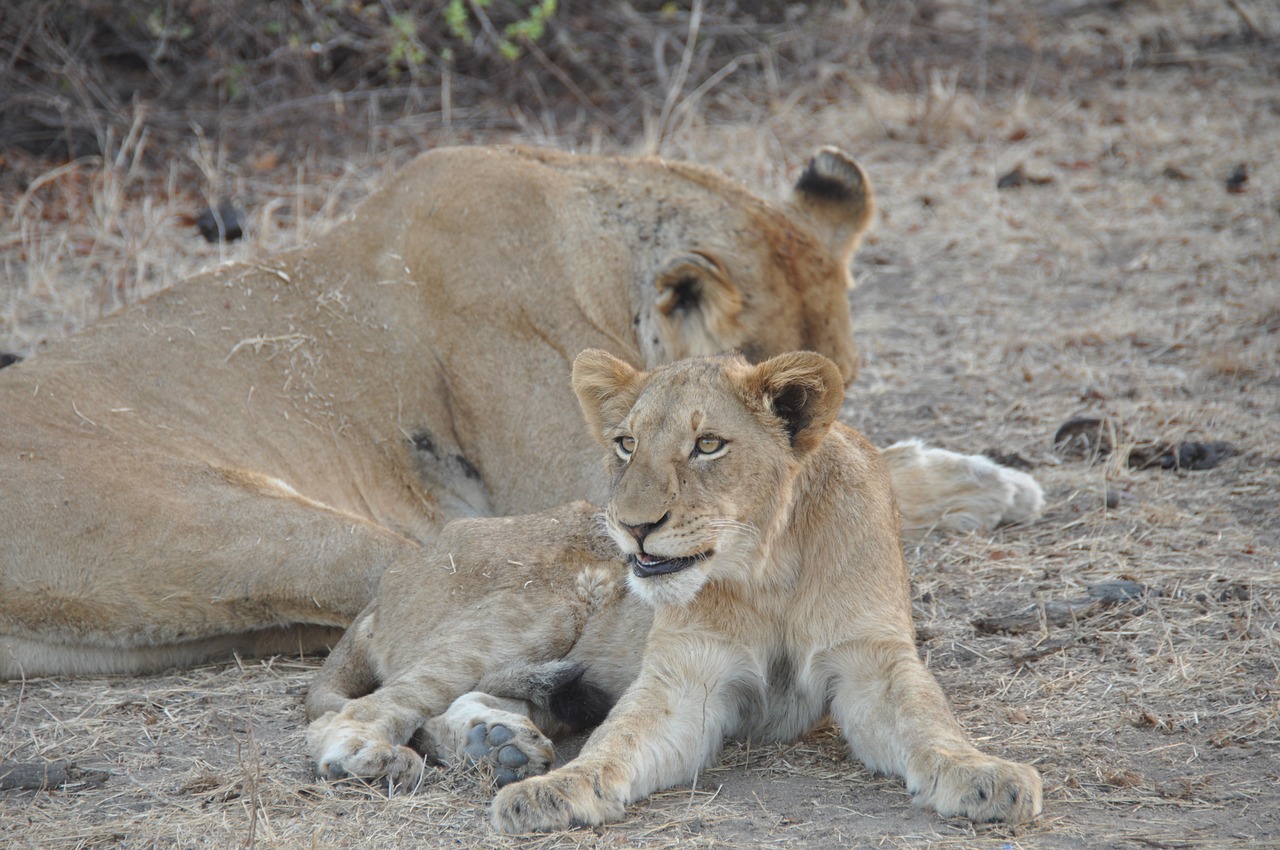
{"left": 620, "top": 512, "right": 670, "bottom": 548}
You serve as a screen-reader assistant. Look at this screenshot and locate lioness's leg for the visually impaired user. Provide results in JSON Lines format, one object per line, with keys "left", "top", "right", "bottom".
{"left": 490, "top": 640, "right": 747, "bottom": 833}
{"left": 824, "top": 638, "right": 1043, "bottom": 822}
{"left": 882, "top": 440, "right": 1044, "bottom": 537}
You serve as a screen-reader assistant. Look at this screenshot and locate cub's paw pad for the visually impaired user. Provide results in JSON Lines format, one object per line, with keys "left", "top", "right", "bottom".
{"left": 461, "top": 722, "right": 549, "bottom": 786}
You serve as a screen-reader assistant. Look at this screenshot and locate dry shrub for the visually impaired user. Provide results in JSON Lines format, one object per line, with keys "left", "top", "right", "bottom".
{"left": 0, "top": 0, "right": 840, "bottom": 159}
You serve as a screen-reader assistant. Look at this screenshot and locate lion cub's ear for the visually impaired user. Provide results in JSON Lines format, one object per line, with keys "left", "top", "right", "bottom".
{"left": 572, "top": 349, "right": 645, "bottom": 443}
{"left": 742, "top": 351, "right": 844, "bottom": 457}
{"left": 789, "top": 147, "right": 875, "bottom": 275}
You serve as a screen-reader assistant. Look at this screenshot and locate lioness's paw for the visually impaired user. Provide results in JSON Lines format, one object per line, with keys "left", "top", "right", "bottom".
{"left": 911, "top": 752, "right": 1043, "bottom": 823}
{"left": 306, "top": 714, "right": 426, "bottom": 790}
{"left": 883, "top": 440, "right": 1046, "bottom": 536}
{"left": 461, "top": 720, "right": 553, "bottom": 787}
{"left": 490, "top": 771, "right": 624, "bottom": 834}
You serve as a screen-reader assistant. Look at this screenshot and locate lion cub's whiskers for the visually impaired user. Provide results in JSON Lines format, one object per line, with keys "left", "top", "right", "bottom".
{"left": 704, "top": 519, "right": 761, "bottom": 548}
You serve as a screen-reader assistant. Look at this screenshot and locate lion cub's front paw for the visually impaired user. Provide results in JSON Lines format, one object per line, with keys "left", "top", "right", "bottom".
{"left": 306, "top": 712, "right": 426, "bottom": 791}
{"left": 490, "top": 770, "right": 624, "bottom": 834}
{"left": 912, "top": 751, "right": 1043, "bottom": 823}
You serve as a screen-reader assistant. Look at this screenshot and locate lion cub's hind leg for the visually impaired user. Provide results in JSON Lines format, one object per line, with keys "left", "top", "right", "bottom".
{"left": 428, "top": 693, "right": 552, "bottom": 787}
{"left": 306, "top": 644, "right": 596, "bottom": 792}
{"left": 425, "top": 659, "right": 612, "bottom": 787}
{"left": 306, "top": 506, "right": 626, "bottom": 793}
{"left": 305, "top": 607, "right": 435, "bottom": 789}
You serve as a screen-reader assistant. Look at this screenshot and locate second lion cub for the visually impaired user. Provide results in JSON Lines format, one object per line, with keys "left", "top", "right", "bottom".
{"left": 306, "top": 350, "right": 1043, "bottom": 831}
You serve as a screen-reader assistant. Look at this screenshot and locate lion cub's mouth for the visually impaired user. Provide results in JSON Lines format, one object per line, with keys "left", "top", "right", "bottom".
{"left": 630, "top": 551, "right": 709, "bottom": 578}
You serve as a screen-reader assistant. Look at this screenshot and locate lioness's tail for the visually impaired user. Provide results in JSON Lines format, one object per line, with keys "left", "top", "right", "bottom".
{"left": 882, "top": 440, "right": 1045, "bottom": 539}
{"left": 305, "top": 610, "right": 378, "bottom": 720}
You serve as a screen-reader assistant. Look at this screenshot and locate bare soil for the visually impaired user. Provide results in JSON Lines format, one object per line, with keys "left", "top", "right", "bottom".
{"left": 2, "top": 3, "right": 1278, "bottom": 848}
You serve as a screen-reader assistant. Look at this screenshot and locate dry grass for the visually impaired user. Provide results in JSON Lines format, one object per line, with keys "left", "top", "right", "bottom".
{"left": 3, "top": 2, "right": 1280, "bottom": 848}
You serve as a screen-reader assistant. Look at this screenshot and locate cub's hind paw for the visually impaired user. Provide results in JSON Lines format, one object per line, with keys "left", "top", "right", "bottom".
{"left": 428, "top": 692, "right": 556, "bottom": 786}
{"left": 461, "top": 721, "right": 550, "bottom": 786}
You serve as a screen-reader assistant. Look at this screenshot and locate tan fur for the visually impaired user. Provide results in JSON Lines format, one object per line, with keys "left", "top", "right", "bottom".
{"left": 883, "top": 440, "right": 1045, "bottom": 536}
{"left": 0, "top": 144, "right": 1039, "bottom": 679}
{"left": 304, "top": 352, "right": 1042, "bottom": 828}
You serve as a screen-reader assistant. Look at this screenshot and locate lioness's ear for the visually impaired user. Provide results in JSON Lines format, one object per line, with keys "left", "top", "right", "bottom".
{"left": 653, "top": 252, "right": 743, "bottom": 345}
{"left": 572, "top": 349, "right": 645, "bottom": 443}
{"left": 743, "top": 351, "right": 844, "bottom": 456}
{"left": 789, "top": 147, "right": 875, "bottom": 276}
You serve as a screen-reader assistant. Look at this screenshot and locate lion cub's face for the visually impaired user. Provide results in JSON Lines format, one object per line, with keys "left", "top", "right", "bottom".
{"left": 572, "top": 350, "right": 844, "bottom": 607}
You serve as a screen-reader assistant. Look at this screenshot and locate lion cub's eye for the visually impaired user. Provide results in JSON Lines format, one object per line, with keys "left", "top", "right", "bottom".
{"left": 616, "top": 435, "right": 637, "bottom": 459}
{"left": 694, "top": 435, "right": 726, "bottom": 457}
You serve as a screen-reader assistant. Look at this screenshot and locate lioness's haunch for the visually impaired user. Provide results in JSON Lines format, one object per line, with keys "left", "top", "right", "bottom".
{"left": 305, "top": 350, "right": 1042, "bottom": 829}
{"left": 1, "top": 145, "right": 1041, "bottom": 679}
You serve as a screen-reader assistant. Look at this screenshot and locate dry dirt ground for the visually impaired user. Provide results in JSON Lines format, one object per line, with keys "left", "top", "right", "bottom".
{"left": 2, "top": 3, "right": 1278, "bottom": 848}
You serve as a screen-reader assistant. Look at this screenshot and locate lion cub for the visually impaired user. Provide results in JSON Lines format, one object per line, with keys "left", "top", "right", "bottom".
{"left": 306, "top": 350, "right": 1043, "bottom": 830}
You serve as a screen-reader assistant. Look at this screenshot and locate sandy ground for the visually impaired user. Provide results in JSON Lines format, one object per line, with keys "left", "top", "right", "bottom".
{"left": 2, "top": 2, "right": 1278, "bottom": 847}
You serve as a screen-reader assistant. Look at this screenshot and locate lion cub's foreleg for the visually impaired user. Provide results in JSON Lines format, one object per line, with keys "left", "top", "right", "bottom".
{"left": 491, "top": 639, "right": 748, "bottom": 833}
{"left": 825, "top": 638, "right": 1043, "bottom": 823}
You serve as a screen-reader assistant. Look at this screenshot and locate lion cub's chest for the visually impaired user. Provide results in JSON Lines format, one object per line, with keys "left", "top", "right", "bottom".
{"left": 736, "top": 646, "right": 829, "bottom": 742}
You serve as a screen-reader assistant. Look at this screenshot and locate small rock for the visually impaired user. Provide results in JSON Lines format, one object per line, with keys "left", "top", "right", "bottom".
{"left": 997, "top": 164, "right": 1055, "bottom": 190}
{"left": 1054, "top": 417, "right": 1235, "bottom": 471}
{"left": 195, "top": 202, "right": 245, "bottom": 243}
{"left": 0, "top": 760, "right": 109, "bottom": 791}
{"left": 1053, "top": 417, "right": 1114, "bottom": 459}
{"left": 1128, "top": 440, "right": 1236, "bottom": 471}
{"left": 1225, "top": 164, "right": 1248, "bottom": 194}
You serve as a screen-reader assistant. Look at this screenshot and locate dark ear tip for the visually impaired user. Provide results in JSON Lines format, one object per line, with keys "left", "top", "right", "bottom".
{"left": 796, "top": 147, "right": 865, "bottom": 202}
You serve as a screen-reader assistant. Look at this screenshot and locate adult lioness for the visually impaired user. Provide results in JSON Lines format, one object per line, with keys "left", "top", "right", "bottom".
{"left": 0, "top": 145, "right": 1040, "bottom": 679}
{"left": 305, "top": 350, "right": 1043, "bottom": 829}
